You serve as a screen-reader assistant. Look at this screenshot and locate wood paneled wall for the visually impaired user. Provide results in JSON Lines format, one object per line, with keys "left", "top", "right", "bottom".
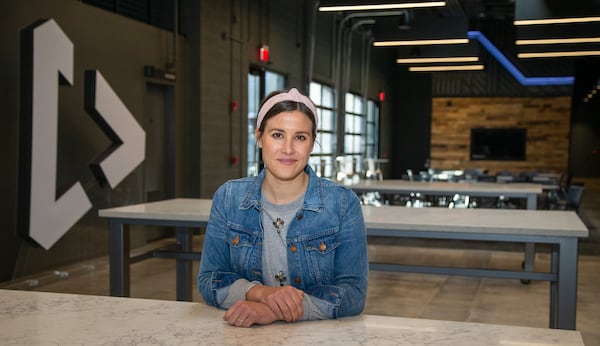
{"left": 430, "top": 96, "right": 571, "bottom": 175}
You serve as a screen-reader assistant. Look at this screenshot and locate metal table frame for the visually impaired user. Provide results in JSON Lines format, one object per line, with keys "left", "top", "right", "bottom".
{"left": 99, "top": 198, "right": 586, "bottom": 330}
{"left": 347, "top": 180, "right": 542, "bottom": 277}
{"left": 107, "top": 217, "right": 205, "bottom": 302}
{"left": 367, "top": 227, "right": 578, "bottom": 330}
{"left": 346, "top": 180, "right": 542, "bottom": 210}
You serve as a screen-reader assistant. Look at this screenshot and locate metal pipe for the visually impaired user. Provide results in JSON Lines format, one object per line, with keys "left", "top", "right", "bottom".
{"left": 169, "top": 0, "right": 178, "bottom": 70}
{"left": 344, "top": 19, "right": 375, "bottom": 97}
{"left": 362, "top": 34, "right": 374, "bottom": 158}
{"left": 307, "top": 1, "right": 320, "bottom": 91}
{"left": 334, "top": 11, "right": 407, "bottom": 100}
{"left": 334, "top": 11, "right": 406, "bottom": 154}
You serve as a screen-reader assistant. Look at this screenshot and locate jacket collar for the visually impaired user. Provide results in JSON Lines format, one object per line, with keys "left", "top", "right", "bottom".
{"left": 239, "top": 165, "right": 323, "bottom": 213}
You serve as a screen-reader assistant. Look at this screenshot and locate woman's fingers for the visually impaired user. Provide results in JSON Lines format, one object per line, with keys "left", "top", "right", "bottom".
{"left": 223, "top": 300, "right": 280, "bottom": 327}
{"left": 225, "top": 287, "right": 305, "bottom": 326}
{"left": 223, "top": 301, "right": 251, "bottom": 327}
{"left": 263, "top": 286, "right": 304, "bottom": 322}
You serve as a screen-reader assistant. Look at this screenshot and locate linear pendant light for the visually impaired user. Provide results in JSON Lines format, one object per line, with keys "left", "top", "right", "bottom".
{"left": 319, "top": 1, "right": 446, "bottom": 12}
{"left": 516, "top": 37, "right": 600, "bottom": 45}
{"left": 518, "top": 50, "right": 600, "bottom": 58}
{"left": 397, "top": 57, "right": 479, "bottom": 63}
{"left": 409, "top": 65, "right": 484, "bottom": 72}
{"left": 514, "top": 16, "right": 600, "bottom": 26}
{"left": 374, "top": 38, "right": 468, "bottom": 46}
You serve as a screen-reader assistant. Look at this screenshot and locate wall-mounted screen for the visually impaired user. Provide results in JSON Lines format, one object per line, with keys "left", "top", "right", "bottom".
{"left": 470, "top": 128, "right": 527, "bottom": 161}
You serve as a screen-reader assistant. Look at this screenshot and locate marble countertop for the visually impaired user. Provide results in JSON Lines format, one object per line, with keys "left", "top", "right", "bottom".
{"left": 0, "top": 289, "right": 584, "bottom": 345}
{"left": 362, "top": 204, "right": 588, "bottom": 237}
{"left": 98, "top": 198, "right": 212, "bottom": 222}
{"left": 99, "top": 198, "right": 588, "bottom": 238}
{"left": 346, "top": 179, "right": 543, "bottom": 195}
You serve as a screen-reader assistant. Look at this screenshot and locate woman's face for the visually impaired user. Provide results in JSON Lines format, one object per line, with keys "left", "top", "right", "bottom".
{"left": 257, "top": 110, "right": 315, "bottom": 183}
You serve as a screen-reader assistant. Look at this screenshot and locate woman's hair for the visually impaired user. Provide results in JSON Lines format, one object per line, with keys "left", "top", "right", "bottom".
{"left": 256, "top": 88, "right": 317, "bottom": 140}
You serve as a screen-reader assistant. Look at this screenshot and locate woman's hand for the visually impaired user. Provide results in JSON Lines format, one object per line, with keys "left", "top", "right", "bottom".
{"left": 223, "top": 300, "right": 278, "bottom": 327}
{"left": 246, "top": 285, "right": 304, "bottom": 322}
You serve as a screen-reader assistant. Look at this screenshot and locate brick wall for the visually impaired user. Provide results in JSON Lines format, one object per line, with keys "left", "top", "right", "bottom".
{"left": 430, "top": 96, "right": 571, "bottom": 175}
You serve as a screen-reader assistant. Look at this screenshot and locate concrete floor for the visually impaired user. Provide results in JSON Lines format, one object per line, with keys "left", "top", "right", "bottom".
{"left": 3, "top": 190, "right": 599, "bottom": 345}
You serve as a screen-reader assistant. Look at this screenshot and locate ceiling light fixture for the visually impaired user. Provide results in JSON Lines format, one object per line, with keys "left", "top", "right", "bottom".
{"left": 397, "top": 57, "right": 478, "bottom": 63}
{"left": 319, "top": 1, "right": 446, "bottom": 12}
{"left": 514, "top": 16, "right": 600, "bottom": 26}
{"left": 516, "top": 37, "right": 600, "bottom": 45}
{"left": 408, "top": 65, "right": 484, "bottom": 72}
{"left": 374, "top": 38, "right": 468, "bottom": 46}
{"left": 518, "top": 51, "right": 600, "bottom": 58}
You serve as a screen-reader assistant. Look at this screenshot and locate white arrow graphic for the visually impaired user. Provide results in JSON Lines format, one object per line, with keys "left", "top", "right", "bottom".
{"left": 19, "top": 20, "right": 146, "bottom": 250}
{"left": 19, "top": 19, "right": 92, "bottom": 250}
{"left": 84, "top": 70, "right": 146, "bottom": 189}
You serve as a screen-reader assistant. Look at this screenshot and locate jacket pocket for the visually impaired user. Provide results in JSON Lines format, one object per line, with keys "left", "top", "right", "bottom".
{"left": 302, "top": 229, "right": 340, "bottom": 283}
{"left": 225, "top": 223, "right": 256, "bottom": 272}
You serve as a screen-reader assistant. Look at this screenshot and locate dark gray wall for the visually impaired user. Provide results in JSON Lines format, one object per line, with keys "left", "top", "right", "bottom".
{"left": 0, "top": 1, "right": 190, "bottom": 279}
{"left": 196, "top": 1, "right": 319, "bottom": 197}
{"left": 391, "top": 68, "right": 433, "bottom": 178}
{"left": 570, "top": 61, "right": 600, "bottom": 178}
{"left": 0, "top": 0, "right": 397, "bottom": 281}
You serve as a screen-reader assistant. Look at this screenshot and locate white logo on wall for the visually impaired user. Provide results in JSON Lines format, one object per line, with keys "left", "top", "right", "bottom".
{"left": 18, "top": 19, "right": 145, "bottom": 250}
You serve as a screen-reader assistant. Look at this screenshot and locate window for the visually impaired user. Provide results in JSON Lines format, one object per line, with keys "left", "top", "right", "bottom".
{"left": 343, "top": 92, "right": 366, "bottom": 175}
{"left": 248, "top": 79, "right": 379, "bottom": 180}
{"left": 365, "top": 99, "right": 380, "bottom": 159}
{"left": 309, "top": 82, "right": 336, "bottom": 178}
{"left": 247, "top": 69, "right": 286, "bottom": 176}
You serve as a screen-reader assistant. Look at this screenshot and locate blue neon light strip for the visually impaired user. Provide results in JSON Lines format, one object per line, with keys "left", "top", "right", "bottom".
{"left": 467, "top": 31, "right": 574, "bottom": 86}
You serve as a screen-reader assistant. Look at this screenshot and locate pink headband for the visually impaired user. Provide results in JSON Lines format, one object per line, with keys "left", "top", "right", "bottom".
{"left": 256, "top": 88, "right": 318, "bottom": 130}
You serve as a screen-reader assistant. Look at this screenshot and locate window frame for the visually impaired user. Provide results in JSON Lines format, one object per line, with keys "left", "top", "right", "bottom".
{"left": 309, "top": 82, "right": 337, "bottom": 178}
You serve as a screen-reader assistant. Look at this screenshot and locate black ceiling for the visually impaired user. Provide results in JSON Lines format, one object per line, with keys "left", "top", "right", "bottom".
{"left": 321, "top": 0, "right": 598, "bottom": 99}
{"left": 434, "top": 0, "right": 515, "bottom": 20}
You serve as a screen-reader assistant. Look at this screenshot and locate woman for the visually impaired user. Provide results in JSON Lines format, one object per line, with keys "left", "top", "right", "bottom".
{"left": 197, "top": 88, "right": 368, "bottom": 327}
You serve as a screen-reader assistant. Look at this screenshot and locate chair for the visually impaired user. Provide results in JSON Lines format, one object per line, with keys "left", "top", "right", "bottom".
{"left": 463, "top": 168, "right": 482, "bottom": 180}
{"left": 477, "top": 175, "right": 496, "bottom": 183}
{"left": 556, "top": 184, "right": 584, "bottom": 212}
{"left": 406, "top": 169, "right": 414, "bottom": 181}
{"left": 562, "top": 171, "right": 573, "bottom": 189}
{"left": 496, "top": 175, "right": 514, "bottom": 183}
{"left": 546, "top": 171, "right": 573, "bottom": 208}
{"left": 496, "top": 170, "right": 515, "bottom": 183}
{"left": 519, "top": 171, "right": 537, "bottom": 182}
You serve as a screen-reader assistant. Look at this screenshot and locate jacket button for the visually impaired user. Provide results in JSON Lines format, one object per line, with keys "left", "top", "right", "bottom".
{"left": 297, "top": 214, "right": 303, "bottom": 220}
{"left": 319, "top": 242, "right": 326, "bottom": 251}
{"left": 294, "top": 277, "right": 301, "bottom": 284}
{"left": 290, "top": 245, "right": 297, "bottom": 252}
{"left": 233, "top": 235, "right": 239, "bottom": 245}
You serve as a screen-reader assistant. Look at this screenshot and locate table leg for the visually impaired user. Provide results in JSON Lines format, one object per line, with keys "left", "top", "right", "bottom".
{"left": 556, "top": 238, "right": 578, "bottom": 330}
{"left": 175, "top": 227, "right": 193, "bottom": 301}
{"left": 523, "top": 242, "right": 535, "bottom": 272}
{"left": 526, "top": 194, "right": 537, "bottom": 210}
{"left": 522, "top": 194, "right": 538, "bottom": 283}
{"left": 109, "top": 219, "right": 130, "bottom": 297}
{"left": 549, "top": 244, "right": 558, "bottom": 328}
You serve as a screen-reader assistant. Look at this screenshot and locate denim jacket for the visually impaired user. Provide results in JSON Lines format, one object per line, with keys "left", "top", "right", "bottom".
{"left": 197, "top": 166, "right": 368, "bottom": 318}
